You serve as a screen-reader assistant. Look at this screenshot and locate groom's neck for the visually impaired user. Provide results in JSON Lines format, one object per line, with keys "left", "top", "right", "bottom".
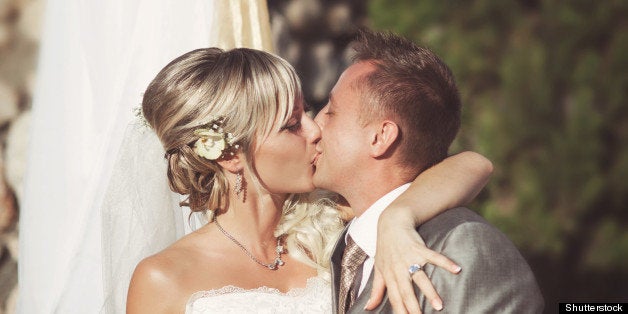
{"left": 344, "top": 181, "right": 405, "bottom": 217}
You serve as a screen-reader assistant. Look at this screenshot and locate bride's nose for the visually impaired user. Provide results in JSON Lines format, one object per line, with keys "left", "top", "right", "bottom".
{"left": 314, "top": 104, "right": 327, "bottom": 130}
{"left": 304, "top": 115, "right": 321, "bottom": 143}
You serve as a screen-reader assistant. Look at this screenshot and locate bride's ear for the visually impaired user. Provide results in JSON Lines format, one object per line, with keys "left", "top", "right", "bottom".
{"left": 217, "top": 154, "right": 243, "bottom": 174}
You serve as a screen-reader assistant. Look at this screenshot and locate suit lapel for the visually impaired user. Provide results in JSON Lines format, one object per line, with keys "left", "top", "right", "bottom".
{"left": 331, "top": 226, "right": 349, "bottom": 314}
{"left": 333, "top": 225, "right": 393, "bottom": 313}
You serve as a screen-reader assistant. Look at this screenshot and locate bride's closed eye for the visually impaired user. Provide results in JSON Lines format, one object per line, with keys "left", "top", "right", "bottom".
{"left": 280, "top": 119, "right": 302, "bottom": 132}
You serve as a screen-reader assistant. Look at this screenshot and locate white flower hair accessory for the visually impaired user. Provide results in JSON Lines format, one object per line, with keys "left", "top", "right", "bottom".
{"left": 193, "top": 116, "right": 240, "bottom": 160}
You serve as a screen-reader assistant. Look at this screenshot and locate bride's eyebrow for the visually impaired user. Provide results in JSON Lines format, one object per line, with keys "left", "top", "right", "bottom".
{"left": 288, "top": 103, "right": 303, "bottom": 120}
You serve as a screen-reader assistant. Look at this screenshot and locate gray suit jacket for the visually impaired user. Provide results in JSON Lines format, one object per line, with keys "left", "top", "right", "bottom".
{"left": 331, "top": 207, "right": 544, "bottom": 313}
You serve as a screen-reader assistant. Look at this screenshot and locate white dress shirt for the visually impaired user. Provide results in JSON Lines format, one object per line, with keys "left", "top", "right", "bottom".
{"left": 345, "top": 183, "right": 411, "bottom": 296}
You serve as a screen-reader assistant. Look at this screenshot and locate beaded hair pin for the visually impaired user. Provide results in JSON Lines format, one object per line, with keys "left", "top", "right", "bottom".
{"left": 133, "top": 107, "right": 240, "bottom": 160}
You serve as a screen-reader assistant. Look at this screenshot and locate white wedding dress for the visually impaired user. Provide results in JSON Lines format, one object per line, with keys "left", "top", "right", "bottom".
{"left": 185, "top": 276, "right": 332, "bottom": 314}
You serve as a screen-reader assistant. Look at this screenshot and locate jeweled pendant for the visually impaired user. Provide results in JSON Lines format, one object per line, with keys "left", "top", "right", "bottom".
{"left": 275, "top": 257, "right": 285, "bottom": 266}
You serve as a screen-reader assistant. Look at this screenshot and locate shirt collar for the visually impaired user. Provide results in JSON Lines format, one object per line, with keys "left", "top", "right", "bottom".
{"left": 346, "top": 183, "right": 411, "bottom": 258}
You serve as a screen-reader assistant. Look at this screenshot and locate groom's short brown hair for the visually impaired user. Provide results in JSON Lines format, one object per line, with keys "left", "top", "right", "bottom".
{"left": 350, "top": 30, "right": 461, "bottom": 173}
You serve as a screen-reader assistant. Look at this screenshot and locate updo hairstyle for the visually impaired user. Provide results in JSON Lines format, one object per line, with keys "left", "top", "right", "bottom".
{"left": 142, "top": 48, "right": 344, "bottom": 274}
{"left": 141, "top": 48, "right": 302, "bottom": 216}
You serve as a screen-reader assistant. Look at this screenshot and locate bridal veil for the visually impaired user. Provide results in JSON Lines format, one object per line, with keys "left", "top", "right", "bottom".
{"left": 18, "top": 1, "right": 273, "bottom": 313}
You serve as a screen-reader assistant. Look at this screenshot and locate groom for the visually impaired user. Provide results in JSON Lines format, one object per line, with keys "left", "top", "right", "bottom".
{"left": 313, "top": 30, "right": 544, "bottom": 313}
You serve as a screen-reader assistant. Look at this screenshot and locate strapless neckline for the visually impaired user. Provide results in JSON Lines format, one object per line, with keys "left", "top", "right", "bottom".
{"left": 188, "top": 276, "right": 325, "bottom": 298}
{"left": 185, "top": 276, "right": 332, "bottom": 313}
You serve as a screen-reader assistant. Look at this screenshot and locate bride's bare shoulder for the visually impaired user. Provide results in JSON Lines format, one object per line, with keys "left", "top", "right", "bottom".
{"left": 132, "top": 229, "right": 217, "bottom": 281}
{"left": 127, "top": 229, "right": 219, "bottom": 313}
{"left": 131, "top": 247, "right": 186, "bottom": 286}
{"left": 126, "top": 247, "right": 188, "bottom": 313}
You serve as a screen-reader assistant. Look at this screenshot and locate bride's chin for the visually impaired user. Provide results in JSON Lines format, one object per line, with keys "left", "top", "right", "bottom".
{"left": 294, "top": 183, "right": 316, "bottom": 194}
{"left": 296, "top": 182, "right": 316, "bottom": 194}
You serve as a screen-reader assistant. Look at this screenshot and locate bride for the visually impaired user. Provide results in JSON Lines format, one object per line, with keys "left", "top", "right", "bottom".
{"left": 126, "top": 47, "right": 491, "bottom": 313}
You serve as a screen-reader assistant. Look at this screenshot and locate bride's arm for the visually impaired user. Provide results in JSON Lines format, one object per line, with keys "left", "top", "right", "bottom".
{"left": 367, "top": 151, "right": 493, "bottom": 313}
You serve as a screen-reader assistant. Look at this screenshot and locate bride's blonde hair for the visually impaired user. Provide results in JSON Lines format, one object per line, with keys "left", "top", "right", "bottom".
{"left": 141, "top": 47, "right": 344, "bottom": 275}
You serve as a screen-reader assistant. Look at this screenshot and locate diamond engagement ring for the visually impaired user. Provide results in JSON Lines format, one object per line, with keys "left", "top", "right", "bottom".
{"left": 408, "top": 263, "right": 423, "bottom": 276}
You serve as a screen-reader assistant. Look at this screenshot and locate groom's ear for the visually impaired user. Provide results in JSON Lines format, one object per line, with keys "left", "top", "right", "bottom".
{"left": 368, "top": 120, "right": 399, "bottom": 158}
{"left": 217, "top": 153, "right": 243, "bottom": 173}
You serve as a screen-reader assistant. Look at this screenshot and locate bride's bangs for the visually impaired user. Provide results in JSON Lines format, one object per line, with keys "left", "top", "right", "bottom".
{"left": 250, "top": 54, "right": 302, "bottom": 145}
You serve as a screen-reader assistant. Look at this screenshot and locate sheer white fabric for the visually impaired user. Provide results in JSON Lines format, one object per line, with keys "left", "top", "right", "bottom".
{"left": 185, "top": 276, "right": 332, "bottom": 314}
{"left": 100, "top": 122, "right": 183, "bottom": 313}
{"left": 19, "top": 0, "right": 273, "bottom": 313}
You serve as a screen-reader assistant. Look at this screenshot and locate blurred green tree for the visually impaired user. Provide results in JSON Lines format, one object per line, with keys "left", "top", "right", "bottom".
{"left": 368, "top": 0, "right": 628, "bottom": 309}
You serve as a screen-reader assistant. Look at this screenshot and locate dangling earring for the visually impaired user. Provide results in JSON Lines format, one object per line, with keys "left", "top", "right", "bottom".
{"left": 235, "top": 171, "right": 243, "bottom": 197}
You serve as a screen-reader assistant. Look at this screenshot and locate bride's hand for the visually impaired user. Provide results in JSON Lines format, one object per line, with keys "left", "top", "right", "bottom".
{"left": 365, "top": 208, "right": 461, "bottom": 314}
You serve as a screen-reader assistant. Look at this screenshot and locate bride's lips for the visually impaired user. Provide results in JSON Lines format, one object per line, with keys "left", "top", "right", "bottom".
{"left": 311, "top": 152, "right": 320, "bottom": 165}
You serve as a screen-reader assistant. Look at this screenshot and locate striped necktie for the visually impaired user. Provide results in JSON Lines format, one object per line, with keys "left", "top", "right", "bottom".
{"left": 338, "top": 235, "right": 368, "bottom": 314}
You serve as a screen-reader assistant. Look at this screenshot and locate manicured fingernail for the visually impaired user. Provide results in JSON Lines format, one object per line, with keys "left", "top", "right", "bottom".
{"left": 432, "top": 299, "right": 443, "bottom": 311}
{"left": 452, "top": 265, "right": 462, "bottom": 273}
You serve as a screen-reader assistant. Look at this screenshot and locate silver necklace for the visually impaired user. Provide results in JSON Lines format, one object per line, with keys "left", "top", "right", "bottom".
{"left": 214, "top": 217, "right": 285, "bottom": 270}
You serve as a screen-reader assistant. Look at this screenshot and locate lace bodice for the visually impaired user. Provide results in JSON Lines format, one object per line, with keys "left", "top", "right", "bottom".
{"left": 185, "top": 276, "right": 332, "bottom": 313}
